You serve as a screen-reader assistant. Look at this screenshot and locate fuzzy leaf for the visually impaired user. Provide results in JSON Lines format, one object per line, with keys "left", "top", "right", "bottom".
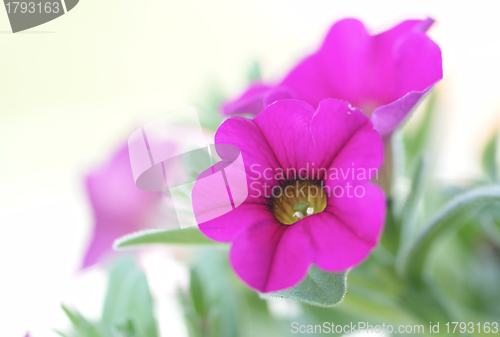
{"left": 114, "top": 228, "right": 217, "bottom": 249}
{"left": 398, "top": 185, "right": 500, "bottom": 284}
{"left": 267, "top": 266, "right": 347, "bottom": 307}
{"left": 482, "top": 131, "right": 499, "bottom": 181}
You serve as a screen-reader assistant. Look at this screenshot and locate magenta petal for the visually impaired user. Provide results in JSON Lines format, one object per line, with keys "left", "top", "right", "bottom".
{"left": 310, "top": 99, "right": 378, "bottom": 171}
{"left": 395, "top": 31, "right": 442, "bottom": 97}
{"left": 215, "top": 116, "right": 280, "bottom": 199}
{"left": 323, "top": 116, "right": 384, "bottom": 185}
{"left": 221, "top": 83, "right": 272, "bottom": 116}
{"left": 82, "top": 220, "right": 129, "bottom": 268}
{"left": 326, "top": 184, "right": 386, "bottom": 243}
{"left": 222, "top": 84, "right": 295, "bottom": 117}
{"left": 371, "top": 88, "right": 431, "bottom": 136}
{"left": 86, "top": 145, "right": 160, "bottom": 220}
{"left": 316, "top": 18, "right": 440, "bottom": 111}
{"left": 415, "top": 18, "right": 435, "bottom": 33}
{"left": 371, "top": 29, "right": 442, "bottom": 135}
{"left": 253, "top": 100, "right": 316, "bottom": 175}
{"left": 281, "top": 55, "right": 333, "bottom": 108}
{"left": 191, "top": 147, "right": 250, "bottom": 224}
{"left": 318, "top": 19, "right": 372, "bottom": 108}
{"left": 302, "top": 213, "right": 372, "bottom": 272}
{"left": 300, "top": 185, "right": 384, "bottom": 272}
{"left": 263, "top": 86, "right": 295, "bottom": 106}
{"left": 198, "top": 203, "right": 274, "bottom": 242}
{"left": 230, "top": 220, "right": 313, "bottom": 292}
{"left": 83, "top": 144, "right": 160, "bottom": 268}
{"left": 379, "top": 18, "right": 433, "bottom": 38}
{"left": 224, "top": 18, "right": 442, "bottom": 136}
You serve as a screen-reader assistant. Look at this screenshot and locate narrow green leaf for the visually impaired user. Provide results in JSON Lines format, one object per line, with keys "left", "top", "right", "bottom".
{"left": 380, "top": 199, "right": 399, "bottom": 255}
{"left": 61, "top": 304, "right": 83, "bottom": 329}
{"left": 177, "top": 250, "right": 242, "bottom": 337}
{"left": 101, "top": 258, "right": 158, "bottom": 337}
{"left": 481, "top": 131, "right": 498, "bottom": 181}
{"left": 398, "top": 185, "right": 500, "bottom": 284}
{"left": 403, "top": 92, "right": 437, "bottom": 167}
{"left": 189, "top": 268, "right": 207, "bottom": 317}
{"left": 114, "top": 228, "right": 218, "bottom": 249}
{"left": 194, "top": 251, "right": 242, "bottom": 337}
{"left": 59, "top": 305, "right": 102, "bottom": 337}
{"left": 399, "top": 155, "right": 427, "bottom": 246}
{"left": 267, "top": 266, "right": 347, "bottom": 307}
{"left": 53, "top": 330, "right": 70, "bottom": 337}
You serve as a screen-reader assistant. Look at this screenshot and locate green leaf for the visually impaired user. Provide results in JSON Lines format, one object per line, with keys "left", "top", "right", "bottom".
{"left": 114, "top": 228, "right": 218, "bottom": 249}
{"left": 398, "top": 185, "right": 500, "bottom": 284}
{"left": 266, "top": 266, "right": 347, "bottom": 307}
{"left": 53, "top": 330, "right": 71, "bottom": 337}
{"left": 403, "top": 92, "right": 437, "bottom": 168}
{"left": 380, "top": 199, "right": 400, "bottom": 255}
{"left": 189, "top": 268, "right": 208, "bottom": 317}
{"left": 177, "top": 250, "right": 242, "bottom": 337}
{"left": 101, "top": 258, "right": 158, "bottom": 337}
{"left": 113, "top": 317, "right": 139, "bottom": 337}
{"left": 399, "top": 155, "right": 427, "bottom": 246}
{"left": 60, "top": 305, "right": 102, "bottom": 337}
{"left": 481, "top": 131, "right": 499, "bottom": 181}
{"left": 61, "top": 305, "right": 83, "bottom": 329}
{"left": 479, "top": 205, "right": 500, "bottom": 249}
{"left": 380, "top": 131, "right": 406, "bottom": 253}
{"left": 57, "top": 259, "right": 159, "bottom": 337}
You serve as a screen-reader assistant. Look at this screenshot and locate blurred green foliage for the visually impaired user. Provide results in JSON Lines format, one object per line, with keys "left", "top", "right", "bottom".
{"left": 57, "top": 258, "right": 158, "bottom": 337}
{"left": 482, "top": 131, "right": 499, "bottom": 182}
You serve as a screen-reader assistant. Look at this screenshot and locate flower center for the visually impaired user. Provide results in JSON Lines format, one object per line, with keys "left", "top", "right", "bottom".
{"left": 270, "top": 180, "right": 327, "bottom": 225}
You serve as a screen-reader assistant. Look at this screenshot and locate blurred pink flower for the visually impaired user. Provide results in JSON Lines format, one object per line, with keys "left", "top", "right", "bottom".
{"left": 222, "top": 18, "right": 442, "bottom": 136}
{"left": 194, "top": 99, "right": 386, "bottom": 292}
{"left": 82, "top": 144, "right": 161, "bottom": 268}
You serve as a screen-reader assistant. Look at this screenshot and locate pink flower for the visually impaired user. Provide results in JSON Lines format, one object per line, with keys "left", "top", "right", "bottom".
{"left": 82, "top": 144, "right": 161, "bottom": 268}
{"left": 193, "top": 99, "right": 386, "bottom": 292}
{"left": 222, "top": 18, "right": 442, "bottom": 136}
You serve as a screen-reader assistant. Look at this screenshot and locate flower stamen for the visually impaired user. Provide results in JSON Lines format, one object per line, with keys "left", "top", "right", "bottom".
{"left": 270, "top": 180, "right": 327, "bottom": 225}
{"left": 293, "top": 211, "right": 304, "bottom": 220}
